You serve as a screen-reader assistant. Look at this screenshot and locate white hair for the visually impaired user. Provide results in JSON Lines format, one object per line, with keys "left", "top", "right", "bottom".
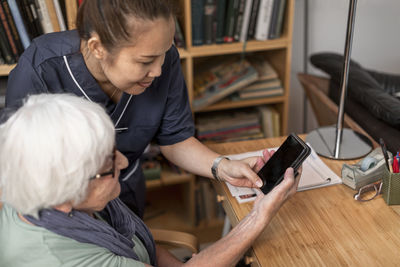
{"left": 0, "top": 94, "right": 115, "bottom": 217}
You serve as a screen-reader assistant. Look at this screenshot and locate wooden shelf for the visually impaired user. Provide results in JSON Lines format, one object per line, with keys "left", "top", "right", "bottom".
{"left": 0, "top": 64, "right": 15, "bottom": 76}
{"left": 187, "top": 38, "right": 290, "bottom": 58}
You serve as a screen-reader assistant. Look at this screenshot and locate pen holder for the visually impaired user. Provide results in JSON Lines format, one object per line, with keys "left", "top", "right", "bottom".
{"left": 382, "top": 167, "right": 400, "bottom": 205}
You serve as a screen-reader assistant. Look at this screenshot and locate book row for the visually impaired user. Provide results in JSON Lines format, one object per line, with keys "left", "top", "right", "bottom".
{"left": 195, "top": 106, "right": 281, "bottom": 143}
{"left": 192, "top": 0, "right": 287, "bottom": 46}
{"left": 193, "top": 55, "right": 284, "bottom": 111}
{"left": 0, "top": 0, "right": 78, "bottom": 65}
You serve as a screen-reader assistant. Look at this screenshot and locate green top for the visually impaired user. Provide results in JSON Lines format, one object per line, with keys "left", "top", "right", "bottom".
{"left": 0, "top": 204, "right": 150, "bottom": 267}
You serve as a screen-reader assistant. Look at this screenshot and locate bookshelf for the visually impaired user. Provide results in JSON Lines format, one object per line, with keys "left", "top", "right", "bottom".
{"left": 0, "top": 0, "right": 295, "bottom": 241}
{"left": 177, "top": 0, "right": 295, "bottom": 136}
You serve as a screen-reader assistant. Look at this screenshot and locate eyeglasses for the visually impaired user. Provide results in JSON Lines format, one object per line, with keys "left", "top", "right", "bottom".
{"left": 353, "top": 181, "right": 382, "bottom": 202}
{"left": 90, "top": 148, "right": 117, "bottom": 180}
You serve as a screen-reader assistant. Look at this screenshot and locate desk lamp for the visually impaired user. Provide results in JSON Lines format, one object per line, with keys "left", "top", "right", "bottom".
{"left": 306, "top": 0, "right": 373, "bottom": 159}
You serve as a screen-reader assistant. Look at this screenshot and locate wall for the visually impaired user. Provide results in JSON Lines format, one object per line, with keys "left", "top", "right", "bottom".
{"left": 289, "top": 0, "right": 400, "bottom": 134}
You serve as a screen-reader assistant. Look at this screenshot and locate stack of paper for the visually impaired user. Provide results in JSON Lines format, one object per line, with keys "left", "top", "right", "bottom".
{"left": 226, "top": 145, "right": 341, "bottom": 203}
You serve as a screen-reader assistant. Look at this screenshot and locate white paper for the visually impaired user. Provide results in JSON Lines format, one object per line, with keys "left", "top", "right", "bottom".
{"left": 225, "top": 144, "right": 342, "bottom": 203}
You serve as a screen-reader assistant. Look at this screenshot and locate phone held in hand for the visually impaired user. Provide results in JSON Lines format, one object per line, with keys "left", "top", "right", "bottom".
{"left": 258, "top": 133, "right": 311, "bottom": 194}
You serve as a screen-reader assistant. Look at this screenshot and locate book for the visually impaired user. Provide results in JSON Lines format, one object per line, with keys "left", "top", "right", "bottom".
{"left": 239, "top": 0, "right": 253, "bottom": 42}
{"left": 1, "top": 1, "right": 23, "bottom": 55}
{"left": 19, "top": 0, "right": 44, "bottom": 38}
{"left": 247, "top": 56, "right": 278, "bottom": 82}
{"left": 258, "top": 106, "right": 274, "bottom": 137}
{"left": 192, "top": 59, "right": 259, "bottom": 110}
{"left": 241, "top": 77, "right": 281, "bottom": 91}
{"left": 247, "top": 0, "right": 260, "bottom": 39}
{"left": 45, "top": 0, "right": 60, "bottom": 31}
{"left": 0, "top": 3, "right": 19, "bottom": 60}
{"left": 232, "top": 87, "right": 283, "bottom": 100}
{"left": 36, "top": 0, "right": 54, "bottom": 33}
{"left": 65, "top": 0, "right": 77, "bottom": 29}
{"left": 7, "top": 0, "right": 31, "bottom": 49}
{"left": 231, "top": 77, "right": 283, "bottom": 100}
{"left": 266, "top": 0, "right": 280, "bottom": 40}
{"left": 223, "top": 0, "right": 238, "bottom": 43}
{"left": 268, "top": 0, "right": 286, "bottom": 39}
{"left": 233, "top": 0, "right": 245, "bottom": 42}
{"left": 271, "top": 107, "right": 280, "bottom": 136}
{"left": 191, "top": 0, "right": 204, "bottom": 46}
{"left": 214, "top": 0, "right": 226, "bottom": 43}
{"left": 254, "top": 0, "right": 274, "bottom": 41}
{"left": 196, "top": 109, "right": 262, "bottom": 142}
{"left": 0, "top": 18, "right": 14, "bottom": 64}
{"left": 203, "top": 0, "right": 216, "bottom": 44}
{"left": 53, "top": 0, "right": 66, "bottom": 31}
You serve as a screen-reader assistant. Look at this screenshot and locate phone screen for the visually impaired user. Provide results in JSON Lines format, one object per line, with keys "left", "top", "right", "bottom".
{"left": 258, "top": 134, "right": 310, "bottom": 194}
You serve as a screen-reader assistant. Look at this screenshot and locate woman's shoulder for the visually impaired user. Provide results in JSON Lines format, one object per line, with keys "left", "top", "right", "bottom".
{"left": 22, "top": 30, "right": 81, "bottom": 67}
{"left": 0, "top": 205, "right": 144, "bottom": 267}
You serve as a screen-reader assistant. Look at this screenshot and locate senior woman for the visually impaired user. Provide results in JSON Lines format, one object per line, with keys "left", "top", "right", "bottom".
{"left": 0, "top": 94, "right": 299, "bottom": 267}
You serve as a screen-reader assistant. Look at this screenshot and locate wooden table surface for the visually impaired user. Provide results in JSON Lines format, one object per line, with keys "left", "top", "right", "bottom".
{"left": 207, "top": 137, "right": 400, "bottom": 266}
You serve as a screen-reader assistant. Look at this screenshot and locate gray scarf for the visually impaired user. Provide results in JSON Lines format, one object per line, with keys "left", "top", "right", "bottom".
{"left": 25, "top": 198, "right": 157, "bottom": 266}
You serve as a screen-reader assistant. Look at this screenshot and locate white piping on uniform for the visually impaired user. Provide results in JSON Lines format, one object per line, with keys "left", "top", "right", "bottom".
{"left": 114, "top": 95, "right": 132, "bottom": 128}
{"left": 121, "top": 158, "right": 139, "bottom": 181}
{"left": 64, "top": 55, "right": 137, "bottom": 178}
{"left": 115, "top": 127, "right": 129, "bottom": 131}
{"left": 64, "top": 55, "right": 132, "bottom": 130}
{"left": 63, "top": 56, "right": 92, "bottom": 102}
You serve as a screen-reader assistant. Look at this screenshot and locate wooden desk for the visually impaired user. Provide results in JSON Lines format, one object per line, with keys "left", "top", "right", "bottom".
{"left": 207, "top": 137, "right": 400, "bottom": 266}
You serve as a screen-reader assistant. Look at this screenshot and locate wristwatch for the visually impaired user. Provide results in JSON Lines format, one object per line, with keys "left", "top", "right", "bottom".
{"left": 211, "top": 156, "right": 229, "bottom": 181}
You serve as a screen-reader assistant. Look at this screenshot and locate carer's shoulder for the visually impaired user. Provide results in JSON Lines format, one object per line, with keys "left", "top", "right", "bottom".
{"left": 166, "top": 45, "right": 181, "bottom": 62}
{"left": 24, "top": 30, "right": 80, "bottom": 67}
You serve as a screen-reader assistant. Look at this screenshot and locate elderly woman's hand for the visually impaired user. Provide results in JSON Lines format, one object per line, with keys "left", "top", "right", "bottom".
{"left": 217, "top": 149, "right": 274, "bottom": 188}
{"left": 252, "top": 166, "right": 301, "bottom": 223}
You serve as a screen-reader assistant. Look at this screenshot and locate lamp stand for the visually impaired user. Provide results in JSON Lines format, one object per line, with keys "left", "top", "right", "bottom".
{"left": 306, "top": 0, "right": 373, "bottom": 160}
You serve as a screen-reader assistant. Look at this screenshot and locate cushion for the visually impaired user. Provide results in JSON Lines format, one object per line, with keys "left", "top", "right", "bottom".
{"left": 310, "top": 52, "right": 400, "bottom": 129}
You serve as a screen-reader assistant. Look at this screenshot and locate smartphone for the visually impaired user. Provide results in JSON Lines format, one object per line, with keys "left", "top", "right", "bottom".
{"left": 258, "top": 133, "right": 311, "bottom": 194}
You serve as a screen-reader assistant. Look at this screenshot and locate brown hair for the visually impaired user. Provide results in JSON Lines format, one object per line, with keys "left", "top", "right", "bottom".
{"left": 76, "top": 0, "right": 177, "bottom": 52}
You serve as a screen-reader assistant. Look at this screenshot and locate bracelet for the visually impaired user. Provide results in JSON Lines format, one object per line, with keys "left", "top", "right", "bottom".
{"left": 211, "top": 156, "right": 229, "bottom": 181}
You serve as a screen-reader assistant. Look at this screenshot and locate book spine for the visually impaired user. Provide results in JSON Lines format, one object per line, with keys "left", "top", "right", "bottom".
{"left": 239, "top": 0, "right": 253, "bottom": 42}
{"left": 233, "top": 0, "right": 245, "bottom": 42}
{"left": 7, "top": 0, "right": 30, "bottom": 49}
{"left": 270, "top": 0, "right": 286, "bottom": 39}
{"left": 0, "top": 18, "right": 15, "bottom": 64}
{"left": 203, "top": 0, "right": 216, "bottom": 44}
{"left": 254, "top": 0, "right": 273, "bottom": 41}
{"left": 267, "top": 0, "right": 280, "bottom": 39}
{"left": 191, "top": 0, "right": 204, "bottom": 46}
{"left": 214, "top": 0, "right": 226, "bottom": 44}
{"left": 22, "top": 0, "right": 43, "bottom": 37}
{"left": 52, "top": 0, "right": 66, "bottom": 31}
{"left": 223, "top": 0, "right": 237, "bottom": 43}
{"left": 247, "top": 0, "right": 260, "bottom": 39}
{"left": 44, "top": 0, "right": 60, "bottom": 31}
{"left": 65, "top": 0, "right": 77, "bottom": 30}
{"left": 35, "top": 0, "right": 54, "bottom": 33}
{"left": 0, "top": 4, "right": 18, "bottom": 60}
{"left": 2, "top": 1, "right": 23, "bottom": 54}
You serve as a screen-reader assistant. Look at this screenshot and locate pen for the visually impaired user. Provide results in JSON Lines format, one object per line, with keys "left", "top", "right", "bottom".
{"left": 379, "top": 138, "right": 393, "bottom": 173}
{"left": 393, "top": 157, "right": 399, "bottom": 173}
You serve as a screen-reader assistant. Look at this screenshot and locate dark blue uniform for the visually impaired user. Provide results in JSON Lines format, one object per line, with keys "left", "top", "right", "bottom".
{"left": 6, "top": 30, "right": 195, "bottom": 217}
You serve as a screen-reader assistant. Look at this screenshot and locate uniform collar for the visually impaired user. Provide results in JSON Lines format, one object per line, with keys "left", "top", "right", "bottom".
{"left": 64, "top": 51, "right": 132, "bottom": 126}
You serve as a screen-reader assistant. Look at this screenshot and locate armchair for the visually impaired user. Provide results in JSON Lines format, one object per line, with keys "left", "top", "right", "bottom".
{"left": 298, "top": 52, "right": 400, "bottom": 153}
